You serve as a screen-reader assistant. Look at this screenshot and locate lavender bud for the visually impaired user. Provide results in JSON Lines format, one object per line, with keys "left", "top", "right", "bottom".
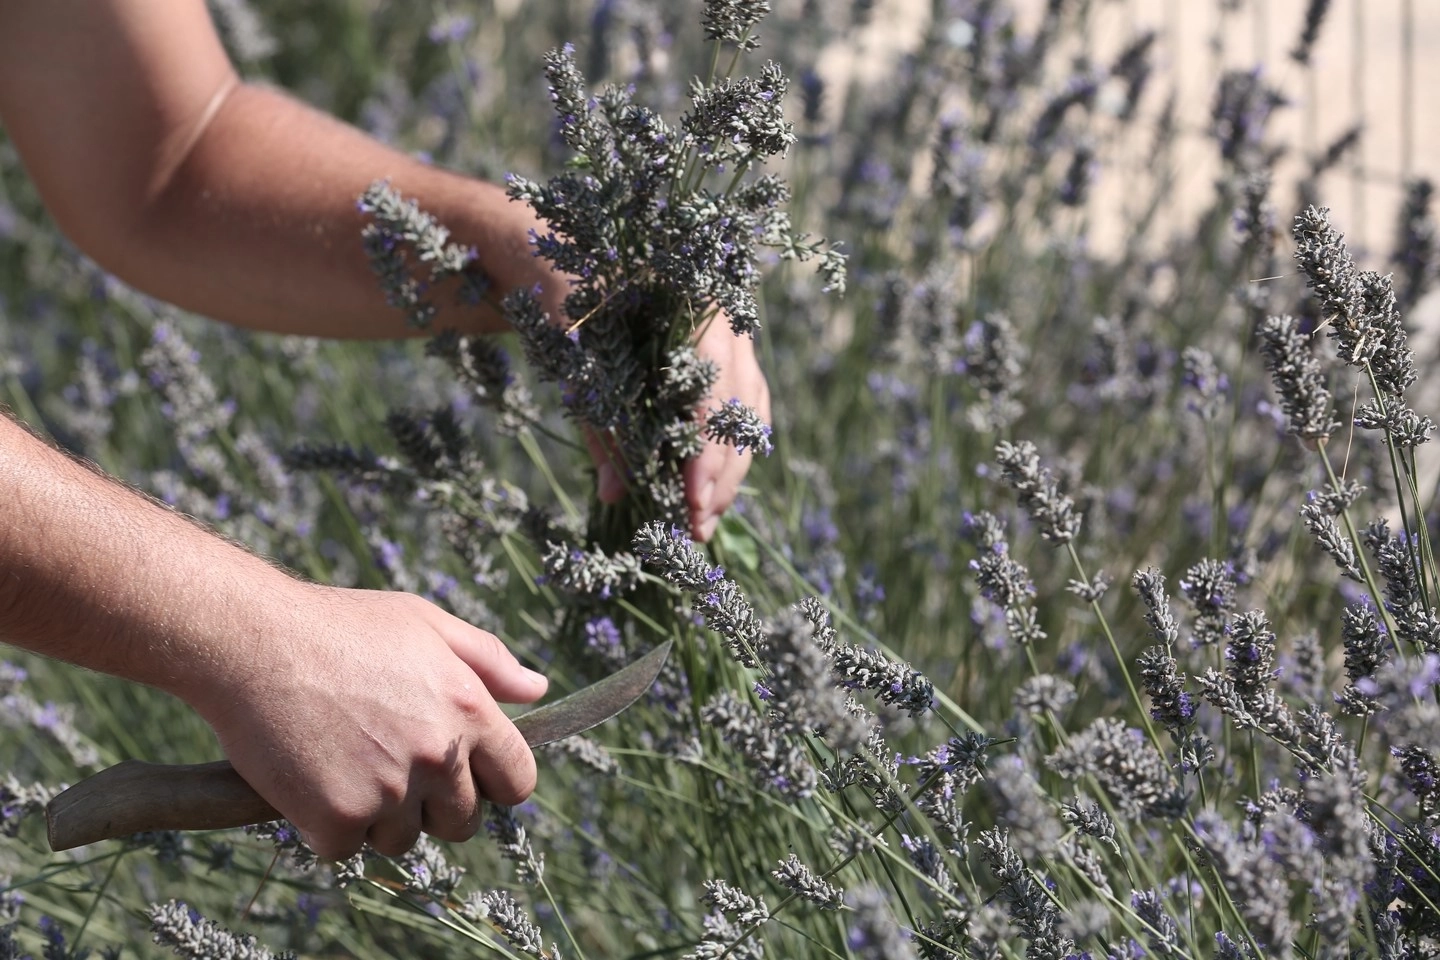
{"left": 1258, "top": 314, "right": 1338, "bottom": 443}
{"left": 1191, "top": 813, "right": 1298, "bottom": 955}
{"left": 426, "top": 331, "right": 538, "bottom": 434}
{"left": 975, "top": 830, "right": 1074, "bottom": 960}
{"left": 1299, "top": 501, "right": 1362, "bottom": 581}
{"left": 702, "top": 691, "right": 817, "bottom": 798}
{"left": 0, "top": 778, "right": 56, "bottom": 838}
{"left": 460, "top": 891, "right": 555, "bottom": 960}
{"left": 1132, "top": 568, "right": 1180, "bottom": 647}
{"left": 1178, "top": 558, "right": 1237, "bottom": 646}
{"left": 1065, "top": 569, "right": 1111, "bottom": 604}
{"left": 485, "top": 806, "right": 545, "bottom": 884}
{"left": 705, "top": 399, "right": 774, "bottom": 456}
{"left": 1308, "top": 479, "right": 1364, "bottom": 515}
{"left": 1292, "top": 207, "right": 1416, "bottom": 400}
{"left": 1211, "top": 68, "right": 1283, "bottom": 167}
{"left": 1136, "top": 647, "right": 1196, "bottom": 735}
{"left": 634, "top": 522, "right": 766, "bottom": 667}
{"left": 969, "top": 549, "right": 1034, "bottom": 609}
{"left": 1362, "top": 519, "right": 1440, "bottom": 653}
{"left": 1225, "top": 610, "right": 1280, "bottom": 699}
{"left": 828, "top": 641, "right": 934, "bottom": 717}
{"left": 960, "top": 311, "right": 1026, "bottom": 430}
{"left": 843, "top": 885, "right": 918, "bottom": 960}
{"left": 1393, "top": 744, "right": 1439, "bottom": 823}
{"left": 1290, "top": 0, "right": 1333, "bottom": 65}
{"left": 770, "top": 853, "right": 842, "bottom": 909}
{"left": 762, "top": 604, "right": 872, "bottom": 756}
{"left": 149, "top": 901, "right": 287, "bottom": 960}
{"left": 993, "top": 440, "right": 1083, "bottom": 544}
{"left": 701, "top": 0, "right": 770, "bottom": 50}
{"left": 1131, "top": 889, "right": 1183, "bottom": 957}
{"left": 395, "top": 837, "right": 465, "bottom": 900}
{"left": 540, "top": 542, "right": 641, "bottom": 599}
{"left": 1337, "top": 601, "right": 1389, "bottom": 715}
{"left": 1180, "top": 346, "right": 1228, "bottom": 421}
{"left": 684, "top": 64, "right": 794, "bottom": 160}
{"left": 1047, "top": 719, "right": 1184, "bottom": 820}
{"left": 1391, "top": 178, "right": 1437, "bottom": 311}
{"left": 1012, "top": 674, "right": 1077, "bottom": 716}
{"left": 1060, "top": 799, "right": 1117, "bottom": 847}
{"left": 357, "top": 181, "right": 485, "bottom": 329}
{"left": 542, "top": 736, "right": 621, "bottom": 777}
{"left": 703, "top": 879, "right": 769, "bottom": 926}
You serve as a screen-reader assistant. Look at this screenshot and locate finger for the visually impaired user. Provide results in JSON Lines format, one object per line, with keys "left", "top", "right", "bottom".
{"left": 684, "top": 440, "right": 731, "bottom": 540}
{"left": 367, "top": 798, "right": 424, "bottom": 858}
{"left": 470, "top": 717, "right": 538, "bottom": 807}
{"left": 296, "top": 823, "right": 367, "bottom": 863}
{"left": 712, "top": 444, "right": 753, "bottom": 515}
{"left": 583, "top": 427, "right": 626, "bottom": 503}
{"left": 422, "top": 772, "right": 483, "bottom": 844}
{"left": 440, "top": 618, "right": 548, "bottom": 704}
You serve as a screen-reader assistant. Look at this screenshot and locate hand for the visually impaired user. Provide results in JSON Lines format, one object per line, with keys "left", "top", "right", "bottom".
{"left": 529, "top": 245, "right": 770, "bottom": 542}
{"left": 194, "top": 583, "right": 547, "bottom": 860}
{"left": 682, "top": 319, "right": 770, "bottom": 542}
{"left": 586, "top": 314, "right": 770, "bottom": 542}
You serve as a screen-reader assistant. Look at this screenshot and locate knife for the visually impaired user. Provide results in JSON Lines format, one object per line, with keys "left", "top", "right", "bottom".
{"left": 45, "top": 641, "right": 672, "bottom": 851}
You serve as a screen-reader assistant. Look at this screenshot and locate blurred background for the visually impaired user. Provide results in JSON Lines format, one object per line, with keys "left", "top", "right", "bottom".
{"left": 836, "top": 0, "right": 1437, "bottom": 274}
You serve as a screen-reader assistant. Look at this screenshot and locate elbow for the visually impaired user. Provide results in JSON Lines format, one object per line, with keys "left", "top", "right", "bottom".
{"left": 36, "top": 75, "right": 244, "bottom": 291}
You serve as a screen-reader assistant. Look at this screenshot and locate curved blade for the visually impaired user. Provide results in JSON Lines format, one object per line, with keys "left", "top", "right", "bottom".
{"left": 515, "top": 640, "right": 672, "bottom": 747}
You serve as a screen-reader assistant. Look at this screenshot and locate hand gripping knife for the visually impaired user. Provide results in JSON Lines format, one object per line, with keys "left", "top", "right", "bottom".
{"left": 45, "top": 641, "right": 671, "bottom": 851}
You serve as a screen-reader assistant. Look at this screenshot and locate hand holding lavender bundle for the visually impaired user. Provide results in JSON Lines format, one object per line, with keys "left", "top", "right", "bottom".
{"left": 353, "top": 1, "right": 844, "bottom": 555}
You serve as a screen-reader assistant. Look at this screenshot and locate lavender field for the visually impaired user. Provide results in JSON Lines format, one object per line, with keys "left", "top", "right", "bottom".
{"left": 2, "top": 0, "right": 1439, "bottom": 957}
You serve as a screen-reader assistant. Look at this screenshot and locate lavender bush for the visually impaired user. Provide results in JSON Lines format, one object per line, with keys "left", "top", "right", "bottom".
{"left": 3, "top": 0, "right": 1440, "bottom": 957}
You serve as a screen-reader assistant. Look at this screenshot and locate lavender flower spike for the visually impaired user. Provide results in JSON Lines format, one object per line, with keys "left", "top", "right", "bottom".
{"left": 705, "top": 399, "right": 774, "bottom": 456}
{"left": 149, "top": 901, "right": 287, "bottom": 960}
{"left": 993, "top": 440, "right": 1083, "bottom": 544}
{"left": 771, "top": 853, "right": 843, "bottom": 909}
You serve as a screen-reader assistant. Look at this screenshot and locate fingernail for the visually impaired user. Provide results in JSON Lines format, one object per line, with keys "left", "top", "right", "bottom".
{"left": 523, "top": 666, "right": 547, "bottom": 685}
{"left": 700, "top": 480, "right": 716, "bottom": 513}
{"left": 598, "top": 463, "right": 621, "bottom": 501}
{"left": 698, "top": 514, "right": 720, "bottom": 542}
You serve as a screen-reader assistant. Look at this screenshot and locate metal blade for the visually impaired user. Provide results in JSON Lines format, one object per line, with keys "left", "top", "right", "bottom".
{"left": 515, "top": 640, "right": 672, "bottom": 747}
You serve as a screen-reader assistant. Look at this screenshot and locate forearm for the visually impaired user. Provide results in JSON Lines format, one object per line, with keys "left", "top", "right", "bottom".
{"left": 0, "top": 412, "right": 291, "bottom": 703}
{"left": 120, "top": 83, "right": 544, "bottom": 339}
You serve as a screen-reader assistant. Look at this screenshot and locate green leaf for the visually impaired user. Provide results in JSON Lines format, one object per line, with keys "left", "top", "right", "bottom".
{"left": 713, "top": 513, "right": 760, "bottom": 573}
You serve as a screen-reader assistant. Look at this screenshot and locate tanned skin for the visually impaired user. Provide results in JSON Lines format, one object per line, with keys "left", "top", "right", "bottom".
{"left": 0, "top": 0, "right": 768, "bottom": 858}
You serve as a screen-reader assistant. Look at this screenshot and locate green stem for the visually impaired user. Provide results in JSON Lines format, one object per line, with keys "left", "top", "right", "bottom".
{"left": 68, "top": 849, "right": 124, "bottom": 960}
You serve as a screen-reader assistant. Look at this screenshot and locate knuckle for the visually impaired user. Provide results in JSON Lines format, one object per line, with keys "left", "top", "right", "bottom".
{"left": 453, "top": 684, "right": 488, "bottom": 721}
{"left": 304, "top": 830, "right": 361, "bottom": 863}
{"left": 495, "top": 737, "right": 538, "bottom": 806}
{"left": 370, "top": 830, "right": 417, "bottom": 858}
{"left": 417, "top": 740, "right": 462, "bottom": 777}
{"left": 427, "top": 804, "right": 481, "bottom": 844}
{"left": 472, "top": 727, "right": 536, "bottom": 807}
{"left": 377, "top": 777, "right": 407, "bottom": 808}
{"left": 400, "top": 592, "right": 437, "bottom": 617}
{"left": 473, "top": 628, "right": 509, "bottom": 662}
{"left": 322, "top": 798, "right": 373, "bottom": 835}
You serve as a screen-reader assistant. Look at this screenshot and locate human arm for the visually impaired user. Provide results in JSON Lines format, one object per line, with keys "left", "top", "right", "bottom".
{"left": 0, "top": 412, "right": 544, "bottom": 858}
{"left": 0, "top": 0, "right": 766, "bottom": 537}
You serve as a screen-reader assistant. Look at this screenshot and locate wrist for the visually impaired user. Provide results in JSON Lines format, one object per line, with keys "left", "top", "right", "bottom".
{"left": 149, "top": 544, "right": 307, "bottom": 714}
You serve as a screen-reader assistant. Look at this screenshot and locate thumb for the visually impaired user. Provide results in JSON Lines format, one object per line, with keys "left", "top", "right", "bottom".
{"left": 443, "top": 621, "right": 548, "bottom": 704}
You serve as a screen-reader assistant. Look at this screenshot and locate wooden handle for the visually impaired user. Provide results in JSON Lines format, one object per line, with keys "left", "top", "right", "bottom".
{"left": 46, "top": 759, "right": 278, "bottom": 851}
